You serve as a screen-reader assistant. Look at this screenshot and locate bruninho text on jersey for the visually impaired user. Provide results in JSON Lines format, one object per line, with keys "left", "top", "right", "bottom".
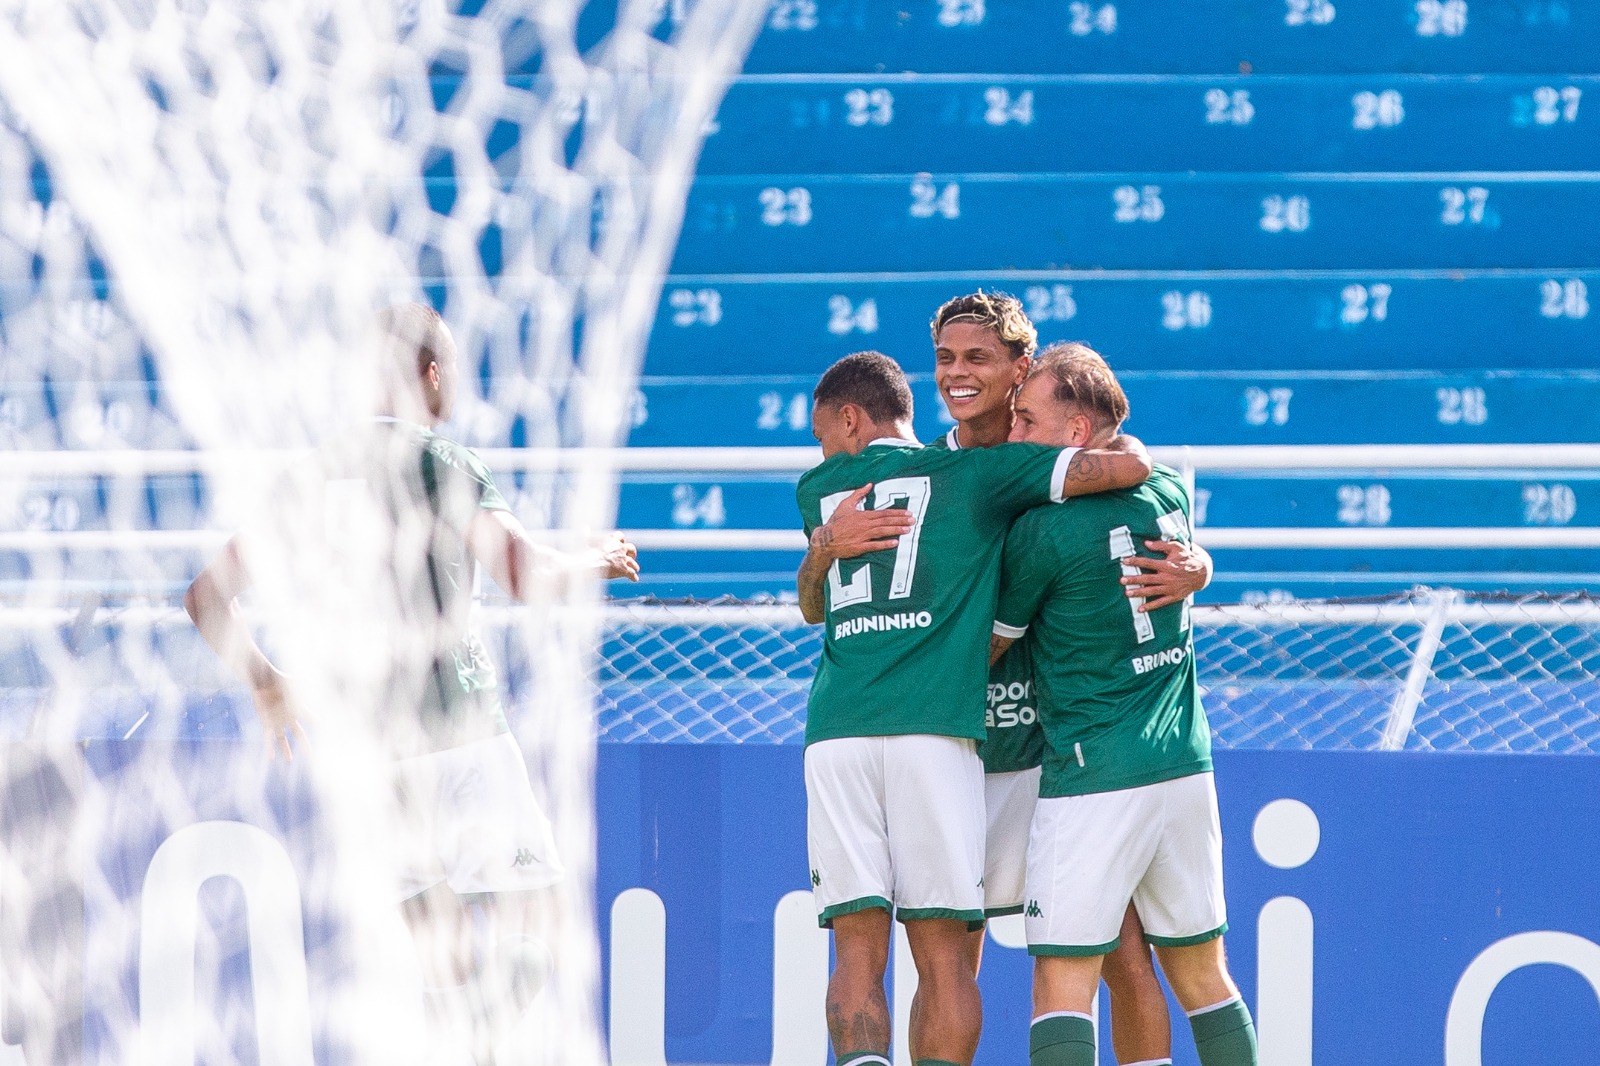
{"left": 1129, "top": 645, "right": 1188, "bottom": 675}
{"left": 833, "top": 610, "right": 933, "bottom": 641}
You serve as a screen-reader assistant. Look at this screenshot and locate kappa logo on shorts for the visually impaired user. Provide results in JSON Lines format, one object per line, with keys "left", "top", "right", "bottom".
{"left": 811, "top": 868, "right": 821, "bottom": 887}
{"left": 1024, "top": 899, "right": 1043, "bottom": 918}
{"left": 512, "top": 849, "right": 539, "bottom": 868}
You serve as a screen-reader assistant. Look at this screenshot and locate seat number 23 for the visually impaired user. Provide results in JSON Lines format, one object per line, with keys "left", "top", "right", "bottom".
{"left": 819, "top": 478, "right": 932, "bottom": 609}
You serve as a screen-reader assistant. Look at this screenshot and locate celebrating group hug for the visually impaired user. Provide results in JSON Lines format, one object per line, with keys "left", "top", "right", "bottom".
{"left": 794, "top": 292, "right": 1258, "bottom": 1066}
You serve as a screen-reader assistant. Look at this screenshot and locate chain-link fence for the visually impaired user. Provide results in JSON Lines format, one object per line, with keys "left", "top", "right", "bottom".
{"left": 579, "top": 590, "right": 1600, "bottom": 753}
{"left": 4, "top": 589, "right": 1597, "bottom": 753}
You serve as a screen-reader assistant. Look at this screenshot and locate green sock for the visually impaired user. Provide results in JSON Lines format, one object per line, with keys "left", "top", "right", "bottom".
{"left": 838, "top": 1053, "right": 891, "bottom": 1066}
{"left": 1188, "top": 997, "right": 1258, "bottom": 1066}
{"left": 1029, "top": 1013, "right": 1095, "bottom": 1066}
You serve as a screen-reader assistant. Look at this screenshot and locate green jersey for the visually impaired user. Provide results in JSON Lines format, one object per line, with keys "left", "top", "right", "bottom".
{"left": 797, "top": 438, "right": 1076, "bottom": 746}
{"left": 980, "top": 638, "right": 1045, "bottom": 773}
{"left": 994, "top": 465, "right": 1211, "bottom": 797}
{"left": 928, "top": 426, "right": 1045, "bottom": 775}
{"left": 296, "top": 419, "right": 512, "bottom": 756}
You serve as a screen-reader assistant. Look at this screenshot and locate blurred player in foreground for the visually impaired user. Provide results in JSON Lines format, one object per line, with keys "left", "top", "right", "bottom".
{"left": 795, "top": 350, "right": 1151, "bottom": 1066}
{"left": 185, "top": 303, "right": 638, "bottom": 1064}
{"left": 991, "top": 347, "right": 1256, "bottom": 1066}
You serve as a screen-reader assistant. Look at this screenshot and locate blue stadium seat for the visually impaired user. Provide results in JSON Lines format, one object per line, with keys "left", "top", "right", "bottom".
{"left": 605, "top": 470, "right": 1599, "bottom": 535}
{"left": 737, "top": 0, "right": 1600, "bottom": 76}
{"left": 701, "top": 75, "right": 1600, "bottom": 175}
{"left": 597, "top": 460, "right": 1600, "bottom": 603}
{"left": 643, "top": 272, "right": 1600, "bottom": 375}
{"left": 0, "top": 380, "right": 61, "bottom": 449}
{"left": 624, "top": 371, "right": 1600, "bottom": 447}
{"left": 1195, "top": 472, "right": 1599, "bottom": 529}
{"left": 671, "top": 174, "right": 1600, "bottom": 273}
{"left": 4, "top": 0, "right": 1595, "bottom": 614}
{"left": 0, "top": 374, "right": 189, "bottom": 451}
{"left": 621, "top": 544, "right": 1600, "bottom": 606}
{"left": 0, "top": 474, "right": 209, "bottom": 535}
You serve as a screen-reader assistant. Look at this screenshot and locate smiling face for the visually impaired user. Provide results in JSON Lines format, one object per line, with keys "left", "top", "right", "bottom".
{"left": 933, "top": 320, "right": 1029, "bottom": 429}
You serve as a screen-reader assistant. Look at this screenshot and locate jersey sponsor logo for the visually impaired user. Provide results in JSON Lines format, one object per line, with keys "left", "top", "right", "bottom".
{"left": 1130, "top": 644, "right": 1188, "bottom": 675}
{"left": 512, "top": 848, "right": 540, "bottom": 868}
{"left": 986, "top": 680, "right": 1037, "bottom": 729}
{"left": 832, "top": 610, "right": 933, "bottom": 641}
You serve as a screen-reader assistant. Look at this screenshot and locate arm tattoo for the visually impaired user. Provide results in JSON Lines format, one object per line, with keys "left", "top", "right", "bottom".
{"left": 797, "top": 548, "right": 830, "bottom": 624}
{"left": 1066, "top": 450, "right": 1103, "bottom": 483}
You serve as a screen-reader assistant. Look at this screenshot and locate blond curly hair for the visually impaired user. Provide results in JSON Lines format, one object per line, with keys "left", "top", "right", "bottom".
{"left": 929, "top": 290, "right": 1037, "bottom": 361}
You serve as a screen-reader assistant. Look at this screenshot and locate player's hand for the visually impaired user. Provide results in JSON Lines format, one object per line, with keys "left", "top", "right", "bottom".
{"left": 1121, "top": 539, "right": 1209, "bottom": 612}
{"left": 595, "top": 532, "right": 640, "bottom": 581}
{"left": 251, "top": 677, "right": 309, "bottom": 763}
{"left": 811, "top": 484, "right": 913, "bottom": 560}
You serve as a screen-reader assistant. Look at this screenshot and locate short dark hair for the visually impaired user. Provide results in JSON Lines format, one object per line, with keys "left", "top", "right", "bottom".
{"left": 930, "top": 290, "right": 1037, "bottom": 361}
{"left": 1027, "top": 342, "right": 1129, "bottom": 431}
{"left": 813, "top": 350, "right": 914, "bottom": 424}
{"left": 376, "top": 302, "right": 454, "bottom": 379}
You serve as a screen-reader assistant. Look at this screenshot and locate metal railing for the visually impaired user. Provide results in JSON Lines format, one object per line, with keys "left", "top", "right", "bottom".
{"left": 3, "top": 443, "right": 1598, "bottom": 552}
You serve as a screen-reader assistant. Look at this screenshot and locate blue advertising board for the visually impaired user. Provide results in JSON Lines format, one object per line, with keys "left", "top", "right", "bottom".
{"left": 4, "top": 737, "right": 1598, "bottom": 1066}
{"left": 596, "top": 746, "right": 1600, "bottom": 1066}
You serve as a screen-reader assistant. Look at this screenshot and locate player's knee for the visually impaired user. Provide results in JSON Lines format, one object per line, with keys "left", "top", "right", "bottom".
{"left": 1102, "top": 942, "right": 1160, "bottom": 996}
{"left": 906, "top": 921, "right": 979, "bottom": 979}
{"left": 1153, "top": 940, "right": 1236, "bottom": 1012}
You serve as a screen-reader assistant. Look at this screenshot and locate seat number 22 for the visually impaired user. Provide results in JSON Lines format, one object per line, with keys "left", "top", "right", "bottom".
{"left": 819, "top": 478, "right": 931, "bottom": 609}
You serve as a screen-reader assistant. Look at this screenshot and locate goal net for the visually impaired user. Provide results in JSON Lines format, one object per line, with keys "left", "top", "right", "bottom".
{"left": 0, "top": 2, "right": 763, "bottom": 1064}
{"left": 4, "top": 578, "right": 1598, "bottom": 1063}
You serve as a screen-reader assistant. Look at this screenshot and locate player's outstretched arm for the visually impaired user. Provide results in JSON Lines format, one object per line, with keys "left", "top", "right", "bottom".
{"left": 1058, "top": 435, "right": 1153, "bottom": 498}
{"left": 1121, "top": 541, "right": 1214, "bottom": 612}
{"left": 184, "top": 537, "right": 305, "bottom": 762}
{"left": 795, "top": 484, "right": 913, "bottom": 624}
{"left": 468, "top": 509, "right": 639, "bottom": 603}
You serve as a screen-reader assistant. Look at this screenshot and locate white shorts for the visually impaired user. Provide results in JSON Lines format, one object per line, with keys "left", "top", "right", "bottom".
{"left": 392, "top": 732, "right": 564, "bottom": 901}
{"left": 1025, "top": 772, "right": 1226, "bottom": 956}
{"left": 983, "top": 766, "right": 1041, "bottom": 916}
{"left": 805, "top": 735, "right": 985, "bottom": 928}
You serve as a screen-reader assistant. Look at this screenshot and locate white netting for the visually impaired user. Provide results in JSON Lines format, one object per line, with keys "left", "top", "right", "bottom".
{"left": 0, "top": 2, "right": 763, "bottom": 1064}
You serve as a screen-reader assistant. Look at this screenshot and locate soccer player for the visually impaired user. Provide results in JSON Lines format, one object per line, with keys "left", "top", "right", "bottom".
{"left": 185, "top": 303, "right": 638, "bottom": 1065}
{"left": 816, "top": 294, "right": 1207, "bottom": 1063}
{"left": 990, "top": 346, "right": 1258, "bottom": 1066}
{"left": 928, "top": 295, "right": 1206, "bottom": 1064}
{"left": 795, "top": 350, "right": 1152, "bottom": 1066}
